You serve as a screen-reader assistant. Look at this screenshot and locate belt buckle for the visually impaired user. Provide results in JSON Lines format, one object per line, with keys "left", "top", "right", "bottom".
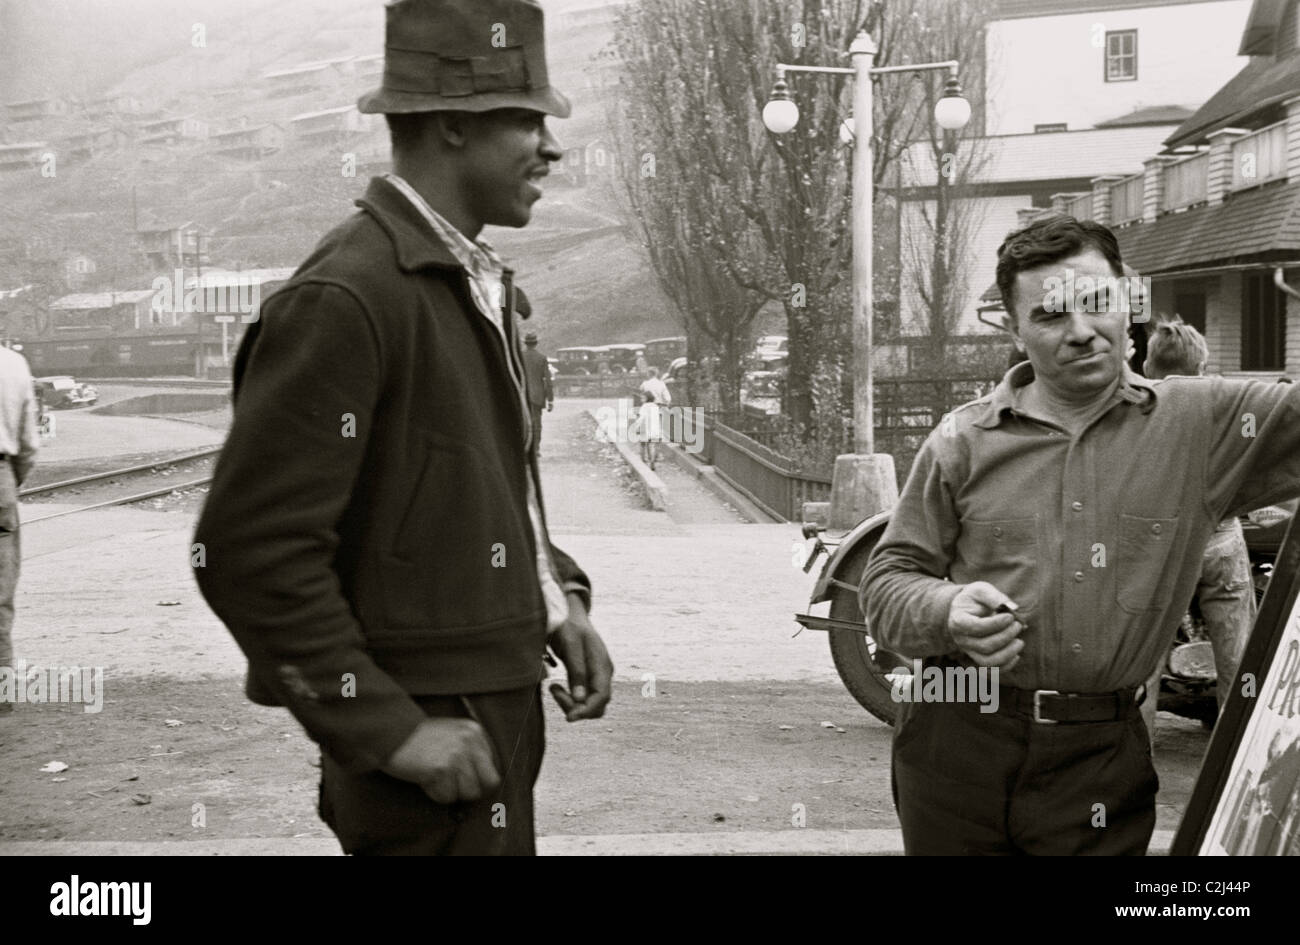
{"left": 1032, "top": 689, "right": 1061, "bottom": 724}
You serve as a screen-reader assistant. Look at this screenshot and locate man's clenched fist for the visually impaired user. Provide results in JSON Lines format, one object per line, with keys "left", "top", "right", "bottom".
{"left": 382, "top": 717, "right": 501, "bottom": 804}
{"left": 946, "top": 581, "right": 1026, "bottom": 671}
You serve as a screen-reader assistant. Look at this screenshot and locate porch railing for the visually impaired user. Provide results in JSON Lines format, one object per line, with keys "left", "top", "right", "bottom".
{"left": 1162, "top": 152, "right": 1209, "bottom": 211}
{"left": 1231, "top": 120, "right": 1287, "bottom": 191}
{"left": 1109, "top": 173, "right": 1144, "bottom": 224}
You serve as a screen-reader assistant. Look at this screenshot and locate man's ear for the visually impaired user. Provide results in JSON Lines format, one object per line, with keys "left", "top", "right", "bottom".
{"left": 431, "top": 111, "right": 472, "bottom": 150}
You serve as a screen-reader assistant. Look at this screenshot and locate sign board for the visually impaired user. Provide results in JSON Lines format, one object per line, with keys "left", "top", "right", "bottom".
{"left": 1173, "top": 517, "right": 1300, "bottom": 855}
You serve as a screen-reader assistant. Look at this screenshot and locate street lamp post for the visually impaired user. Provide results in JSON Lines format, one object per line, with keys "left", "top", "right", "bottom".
{"left": 764, "top": 30, "right": 970, "bottom": 529}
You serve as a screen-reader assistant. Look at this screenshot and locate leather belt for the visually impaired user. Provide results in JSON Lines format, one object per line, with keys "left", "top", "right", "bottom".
{"left": 1000, "top": 685, "right": 1145, "bottom": 724}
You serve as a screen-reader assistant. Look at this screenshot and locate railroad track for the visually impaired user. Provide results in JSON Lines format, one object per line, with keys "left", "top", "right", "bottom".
{"left": 18, "top": 447, "right": 222, "bottom": 524}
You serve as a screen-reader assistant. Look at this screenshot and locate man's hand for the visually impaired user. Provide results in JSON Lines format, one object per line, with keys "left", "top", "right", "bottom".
{"left": 549, "top": 594, "right": 613, "bottom": 721}
{"left": 946, "top": 581, "right": 1026, "bottom": 671}
{"left": 381, "top": 718, "right": 500, "bottom": 804}
{"left": 546, "top": 402, "right": 554, "bottom": 412}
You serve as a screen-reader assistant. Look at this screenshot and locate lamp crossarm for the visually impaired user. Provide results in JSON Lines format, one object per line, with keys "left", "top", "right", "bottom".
{"left": 775, "top": 63, "right": 854, "bottom": 76}
{"left": 868, "top": 60, "right": 959, "bottom": 76}
{"left": 776, "top": 59, "right": 958, "bottom": 79}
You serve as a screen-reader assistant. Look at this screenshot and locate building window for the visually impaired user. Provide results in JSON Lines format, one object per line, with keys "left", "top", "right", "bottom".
{"left": 1241, "top": 272, "right": 1286, "bottom": 371}
{"left": 1034, "top": 123, "right": 1067, "bottom": 133}
{"left": 1105, "top": 30, "right": 1137, "bottom": 82}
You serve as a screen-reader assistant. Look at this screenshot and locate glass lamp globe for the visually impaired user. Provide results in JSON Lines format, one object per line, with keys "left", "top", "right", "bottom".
{"left": 763, "top": 98, "right": 800, "bottom": 134}
{"left": 934, "top": 93, "right": 971, "bottom": 131}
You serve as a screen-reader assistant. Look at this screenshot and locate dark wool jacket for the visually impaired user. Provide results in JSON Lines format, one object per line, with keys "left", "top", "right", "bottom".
{"left": 193, "top": 176, "right": 591, "bottom": 774}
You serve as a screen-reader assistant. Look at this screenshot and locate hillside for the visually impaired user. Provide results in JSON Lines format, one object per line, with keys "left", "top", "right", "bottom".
{"left": 0, "top": 0, "right": 696, "bottom": 351}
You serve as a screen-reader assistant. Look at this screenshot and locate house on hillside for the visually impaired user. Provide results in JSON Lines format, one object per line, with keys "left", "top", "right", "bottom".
{"left": 558, "top": 140, "right": 618, "bottom": 187}
{"left": 80, "top": 94, "right": 148, "bottom": 119}
{"left": 135, "top": 222, "right": 211, "bottom": 271}
{"left": 1012, "top": 0, "right": 1300, "bottom": 378}
{"left": 208, "top": 123, "right": 286, "bottom": 160}
{"left": 263, "top": 59, "right": 354, "bottom": 98}
{"left": 58, "top": 128, "right": 126, "bottom": 163}
{"left": 0, "top": 142, "right": 48, "bottom": 174}
{"left": 289, "top": 105, "right": 372, "bottom": 141}
{"left": 894, "top": 0, "right": 1255, "bottom": 339}
{"left": 4, "top": 98, "right": 69, "bottom": 123}
{"left": 350, "top": 54, "right": 384, "bottom": 81}
{"left": 137, "top": 116, "right": 209, "bottom": 146}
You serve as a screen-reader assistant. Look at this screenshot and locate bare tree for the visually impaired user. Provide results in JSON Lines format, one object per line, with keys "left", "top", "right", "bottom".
{"left": 612, "top": 0, "right": 992, "bottom": 445}
{"left": 896, "top": 0, "right": 994, "bottom": 406}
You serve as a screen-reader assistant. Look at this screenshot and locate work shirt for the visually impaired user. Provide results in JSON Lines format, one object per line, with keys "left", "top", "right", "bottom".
{"left": 861, "top": 361, "right": 1300, "bottom": 693}
{"left": 0, "top": 346, "right": 39, "bottom": 485}
{"left": 383, "top": 173, "right": 574, "bottom": 634}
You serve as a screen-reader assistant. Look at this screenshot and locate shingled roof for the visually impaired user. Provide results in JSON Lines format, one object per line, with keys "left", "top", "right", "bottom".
{"left": 1164, "top": 52, "right": 1300, "bottom": 148}
{"left": 1095, "top": 105, "right": 1195, "bottom": 128}
{"left": 1114, "top": 180, "right": 1300, "bottom": 272}
{"left": 977, "top": 182, "right": 1300, "bottom": 302}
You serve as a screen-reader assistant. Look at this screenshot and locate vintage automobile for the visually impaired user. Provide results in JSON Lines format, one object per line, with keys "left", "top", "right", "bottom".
{"left": 555, "top": 346, "right": 602, "bottom": 375}
{"left": 35, "top": 375, "right": 98, "bottom": 408}
{"left": 755, "top": 334, "right": 788, "bottom": 358}
{"left": 604, "top": 343, "right": 646, "bottom": 374}
{"left": 741, "top": 370, "right": 784, "bottom": 416}
{"left": 645, "top": 336, "right": 687, "bottom": 372}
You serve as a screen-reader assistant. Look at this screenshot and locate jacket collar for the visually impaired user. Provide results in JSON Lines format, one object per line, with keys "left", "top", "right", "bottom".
{"left": 971, "top": 359, "right": 1157, "bottom": 430}
{"left": 355, "top": 176, "right": 463, "bottom": 274}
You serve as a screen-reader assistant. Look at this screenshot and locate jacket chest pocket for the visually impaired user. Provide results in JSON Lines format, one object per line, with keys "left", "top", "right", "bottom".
{"left": 958, "top": 517, "right": 1040, "bottom": 616}
{"left": 1116, "top": 513, "right": 1181, "bottom": 615}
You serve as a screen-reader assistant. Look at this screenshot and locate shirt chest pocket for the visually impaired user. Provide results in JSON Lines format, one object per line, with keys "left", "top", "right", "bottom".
{"left": 1116, "top": 513, "right": 1181, "bottom": 616}
{"left": 958, "top": 517, "right": 1040, "bottom": 616}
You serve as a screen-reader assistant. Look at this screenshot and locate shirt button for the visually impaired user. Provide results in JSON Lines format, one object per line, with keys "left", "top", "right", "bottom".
{"left": 1071, "top": 643, "right": 1082, "bottom": 653}
{"left": 993, "top": 527, "right": 1003, "bottom": 538}
{"left": 1151, "top": 523, "right": 1163, "bottom": 535}
{"left": 1071, "top": 501, "right": 1084, "bottom": 512}
{"left": 1074, "top": 571, "right": 1085, "bottom": 582}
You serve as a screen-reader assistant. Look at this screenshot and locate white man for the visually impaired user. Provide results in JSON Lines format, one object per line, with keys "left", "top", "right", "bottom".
{"left": 1140, "top": 318, "right": 1255, "bottom": 739}
{"left": 862, "top": 215, "right": 1300, "bottom": 855}
{"left": 193, "top": 0, "right": 612, "bottom": 855}
{"left": 0, "top": 344, "right": 38, "bottom": 716}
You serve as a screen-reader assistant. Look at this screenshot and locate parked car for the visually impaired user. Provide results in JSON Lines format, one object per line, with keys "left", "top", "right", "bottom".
{"left": 556, "top": 346, "right": 602, "bottom": 375}
{"left": 604, "top": 343, "right": 646, "bottom": 374}
{"left": 35, "top": 375, "right": 98, "bottom": 408}
{"left": 755, "top": 334, "right": 788, "bottom": 358}
{"left": 741, "top": 370, "right": 783, "bottom": 416}
{"left": 645, "top": 336, "right": 687, "bottom": 372}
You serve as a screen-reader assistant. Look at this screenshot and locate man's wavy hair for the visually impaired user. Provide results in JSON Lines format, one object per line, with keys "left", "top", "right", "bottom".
{"left": 995, "top": 214, "right": 1125, "bottom": 324}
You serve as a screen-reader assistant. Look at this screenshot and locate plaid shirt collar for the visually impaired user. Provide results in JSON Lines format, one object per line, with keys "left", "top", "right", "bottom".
{"left": 382, "top": 173, "right": 505, "bottom": 316}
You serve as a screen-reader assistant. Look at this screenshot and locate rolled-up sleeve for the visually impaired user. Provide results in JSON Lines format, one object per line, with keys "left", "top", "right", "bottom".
{"left": 860, "top": 433, "right": 964, "bottom": 658}
{"left": 192, "top": 282, "right": 426, "bottom": 774}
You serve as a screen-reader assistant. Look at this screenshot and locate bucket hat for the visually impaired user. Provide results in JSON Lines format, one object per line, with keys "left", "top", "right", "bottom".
{"left": 357, "top": 0, "right": 571, "bottom": 117}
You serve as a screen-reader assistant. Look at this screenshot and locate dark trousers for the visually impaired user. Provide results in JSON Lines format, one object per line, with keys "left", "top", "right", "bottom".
{"left": 891, "top": 695, "right": 1158, "bottom": 855}
{"left": 319, "top": 684, "right": 545, "bottom": 855}
{"left": 529, "top": 406, "right": 543, "bottom": 452}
